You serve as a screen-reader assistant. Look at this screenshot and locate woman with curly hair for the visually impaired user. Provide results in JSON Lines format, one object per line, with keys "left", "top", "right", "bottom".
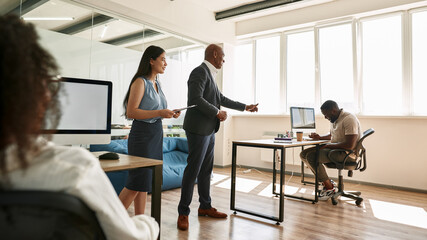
{"left": 0, "top": 15, "right": 158, "bottom": 239}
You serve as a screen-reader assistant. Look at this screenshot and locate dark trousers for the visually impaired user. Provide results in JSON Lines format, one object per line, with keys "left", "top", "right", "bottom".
{"left": 178, "top": 131, "right": 215, "bottom": 216}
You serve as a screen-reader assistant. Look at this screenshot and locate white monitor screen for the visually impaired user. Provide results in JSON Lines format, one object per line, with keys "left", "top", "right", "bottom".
{"left": 290, "top": 107, "right": 316, "bottom": 129}
{"left": 58, "top": 82, "right": 108, "bottom": 130}
{"left": 43, "top": 77, "right": 112, "bottom": 145}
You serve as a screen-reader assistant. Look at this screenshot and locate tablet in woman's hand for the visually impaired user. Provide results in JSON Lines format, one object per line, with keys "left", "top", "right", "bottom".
{"left": 173, "top": 105, "right": 197, "bottom": 112}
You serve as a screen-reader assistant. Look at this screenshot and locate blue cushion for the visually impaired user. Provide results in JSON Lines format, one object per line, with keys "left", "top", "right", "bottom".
{"left": 90, "top": 139, "right": 128, "bottom": 154}
{"left": 163, "top": 137, "right": 188, "bottom": 153}
{"left": 162, "top": 151, "right": 188, "bottom": 190}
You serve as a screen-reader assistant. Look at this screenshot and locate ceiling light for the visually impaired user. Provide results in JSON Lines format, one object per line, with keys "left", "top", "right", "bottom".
{"left": 100, "top": 25, "right": 109, "bottom": 39}
{"left": 22, "top": 17, "right": 74, "bottom": 21}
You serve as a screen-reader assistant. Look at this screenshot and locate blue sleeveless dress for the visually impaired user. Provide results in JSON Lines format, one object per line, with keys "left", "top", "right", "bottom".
{"left": 125, "top": 77, "right": 167, "bottom": 192}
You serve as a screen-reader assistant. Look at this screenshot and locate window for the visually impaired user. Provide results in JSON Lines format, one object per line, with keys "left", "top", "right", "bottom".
{"left": 318, "top": 23, "right": 355, "bottom": 112}
{"left": 162, "top": 47, "right": 204, "bottom": 110}
{"left": 234, "top": 8, "right": 427, "bottom": 116}
{"left": 412, "top": 10, "right": 427, "bottom": 115}
{"left": 234, "top": 43, "right": 254, "bottom": 104}
{"left": 286, "top": 31, "right": 315, "bottom": 110}
{"left": 361, "top": 15, "right": 403, "bottom": 115}
{"left": 255, "top": 36, "right": 281, "bottom": 114}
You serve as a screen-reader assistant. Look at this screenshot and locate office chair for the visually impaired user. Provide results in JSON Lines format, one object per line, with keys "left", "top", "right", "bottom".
{"left": 324, "top": 128, "right": 375, "bottom": 206}
{"left": 0, "top": 190, "right": 106, "bottom": 240}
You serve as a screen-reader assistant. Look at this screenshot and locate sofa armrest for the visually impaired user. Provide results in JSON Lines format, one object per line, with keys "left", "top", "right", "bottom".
{"left": 89, "top": 139, "right": 128, "bottom": 154}
{"left": 163, "top": 137, "right": 188, "bottom": 153}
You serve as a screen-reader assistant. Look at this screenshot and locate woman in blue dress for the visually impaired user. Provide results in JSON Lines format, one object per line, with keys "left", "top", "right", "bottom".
{"left": 120, "top": 45, "right": 180, "bottom": 215}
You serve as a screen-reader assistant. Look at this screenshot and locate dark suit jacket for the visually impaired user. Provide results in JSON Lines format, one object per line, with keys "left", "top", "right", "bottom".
{"left": 183, "top": 63, "right": 246, "bottom": 136}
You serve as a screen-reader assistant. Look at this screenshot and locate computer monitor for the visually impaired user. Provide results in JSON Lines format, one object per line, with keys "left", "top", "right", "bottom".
{"left": 290, "top": 107, "right": 316, "bottom": 135}
{"left": 43, "top": 77, "right": 112, "bottom": 145}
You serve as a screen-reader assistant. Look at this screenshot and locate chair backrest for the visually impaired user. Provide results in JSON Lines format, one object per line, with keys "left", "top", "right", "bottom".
{"left": 354, "top": 128, "right": 375, "bottom": 172}
{"left": 0, "top": 191, "right": 106, "bottom": 240}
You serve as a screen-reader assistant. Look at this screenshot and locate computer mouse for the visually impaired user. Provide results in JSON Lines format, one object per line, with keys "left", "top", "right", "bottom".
{"left": 98, "top": 152, "right": 120, "bottom": 160}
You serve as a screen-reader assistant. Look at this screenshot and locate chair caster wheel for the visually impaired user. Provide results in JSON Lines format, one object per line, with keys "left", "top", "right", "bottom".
{"left": 332, "top": 198, "right": 338, "bottom": 205}
{"left": 356, "top": 199, "right": 363, "bottom": 206}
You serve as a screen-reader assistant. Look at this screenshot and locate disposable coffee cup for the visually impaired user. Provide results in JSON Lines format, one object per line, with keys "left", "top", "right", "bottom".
{"left": 296, "top": 132, "right": 303, "bottom": 141}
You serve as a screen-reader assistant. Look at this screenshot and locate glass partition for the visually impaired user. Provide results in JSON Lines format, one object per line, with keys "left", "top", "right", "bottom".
{"left": 3, "top": 0, "right": 204, "bottom": 137}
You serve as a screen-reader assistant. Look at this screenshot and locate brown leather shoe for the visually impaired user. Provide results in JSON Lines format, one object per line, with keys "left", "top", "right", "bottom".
{"left": 198, "top": 207, "right": 227, "bottom": 218}
{"left": 177, "top": 215, "right": 189, "bottom": 230}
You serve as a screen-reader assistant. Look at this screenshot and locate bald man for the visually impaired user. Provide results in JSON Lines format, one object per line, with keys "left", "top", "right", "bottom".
{"left": 177, "top": 44, "right": 258, "bottom": 230}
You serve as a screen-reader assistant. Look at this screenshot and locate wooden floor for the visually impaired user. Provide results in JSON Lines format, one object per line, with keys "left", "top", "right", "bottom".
{"left": 134, "top": 167, "right": 427, "bottom": 240}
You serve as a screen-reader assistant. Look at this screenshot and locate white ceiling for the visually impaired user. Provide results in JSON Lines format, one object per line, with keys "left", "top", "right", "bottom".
{"left": 24, "top": 0, "right": 92, "bottom": 30}
{"left": 179, "top": 0, "right": 335, "bottom": 22}
{"left": 0, "top": 0, "right": 338, "bottom": 47}
{"left": 97, "top": 0, "right": 330, "bottom": 20}
{"left": 185, "top": 0, "right": 264, "bottom": 12}
{"left": 1, "top": 0, "right": 281, "bottom": 46}
{"left": 0, "top": 0, "right": 169, "bottom": 47}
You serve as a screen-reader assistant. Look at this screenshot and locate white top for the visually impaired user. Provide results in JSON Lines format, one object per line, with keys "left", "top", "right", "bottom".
{"left": 1, "top": 138, "right": 159, "bottom": 240}
{"left": 330, "top": 110, "right": 362, "bottom": 145}
{"left": 203, "top": 60, "right": 219, "bottom": 80}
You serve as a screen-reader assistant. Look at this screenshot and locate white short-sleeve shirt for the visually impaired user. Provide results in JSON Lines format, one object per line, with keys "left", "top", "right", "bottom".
{"left": 330, "top": 110, "right": 362, "bottom": 147}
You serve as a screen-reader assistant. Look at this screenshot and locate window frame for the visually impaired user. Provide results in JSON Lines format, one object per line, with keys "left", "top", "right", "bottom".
{"left": 359, "top": 11, "right": 405, "bottom": 116}
{"left": 283, "top": 27, "right": 316, "bottom": 113}
{"left": 408, "top": 7, "right": 427, "bottom": 116}
{"left": 315, "top": 20, "right": 357, "bottom": 113}
{"left": 232, "top": 7, "right": 427, "bottom": 117}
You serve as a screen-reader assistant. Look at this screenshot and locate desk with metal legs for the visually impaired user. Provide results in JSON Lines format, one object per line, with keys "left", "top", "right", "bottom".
{"left": 230, "top": 139, "right": 328, "bottom": 225}
{"left": 93, "top": 151, "right": 162, "bottom": 239}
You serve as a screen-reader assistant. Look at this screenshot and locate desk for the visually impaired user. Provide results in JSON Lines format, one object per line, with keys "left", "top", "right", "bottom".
{"left": 230, "top": 139, "right": 328, "bottom": 224}
{"left": 93, "top": 152, "right": 163, "bottom": 235}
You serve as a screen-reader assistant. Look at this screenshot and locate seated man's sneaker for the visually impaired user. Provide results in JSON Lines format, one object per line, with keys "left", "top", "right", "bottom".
{"left": 177, "top": 215, "right": 189, "bottom": 231}
{"left": 321, "top": 179, "right": 337, "bottom": 190}
{"left": 330, "top": 179, "right": 337, "bottom": 188}
{"left": 198, "top": 208, "right": 227, "bottom": 218}
{"left": 318, "top": 186, "right": 337, "bottom": 201}
{"left": 318, "top": 179, "right": 338, "bottom": 200}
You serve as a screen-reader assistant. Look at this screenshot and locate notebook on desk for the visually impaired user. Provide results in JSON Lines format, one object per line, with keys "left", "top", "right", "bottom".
{"left": 274, "top": 137, "right": 293, "bottom": 143}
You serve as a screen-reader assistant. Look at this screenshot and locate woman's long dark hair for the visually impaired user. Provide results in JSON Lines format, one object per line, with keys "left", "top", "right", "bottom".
{"left": 123, "top": 45, "right": 165, "bottom": 118}
{"left": 0, "top": 15, "right": 60, "bottom": 175}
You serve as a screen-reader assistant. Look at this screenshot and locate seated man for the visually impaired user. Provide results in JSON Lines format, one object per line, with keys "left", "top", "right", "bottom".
{"left": 300, "top": 100, "right": 361, "bottom": 200}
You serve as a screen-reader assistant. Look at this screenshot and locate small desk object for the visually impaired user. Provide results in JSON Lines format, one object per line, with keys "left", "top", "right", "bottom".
{"left": 230, "top": 139, "right": 328, "bottom": 224}
{"left": 93, "top": 151, "right": 163, "bottom": 238}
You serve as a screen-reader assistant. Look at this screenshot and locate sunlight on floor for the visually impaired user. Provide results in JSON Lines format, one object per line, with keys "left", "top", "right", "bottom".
{"left": 215, "top": 177, "right": 262, "bottom": 193}
{"left": 210, "top": 173, "right": 228, "bottom": 185}
{"left": 257, "top": 183, "right": 315, "bottom": 197}
{"left": 369, "top": 199, "right": 427, "bottom": 229}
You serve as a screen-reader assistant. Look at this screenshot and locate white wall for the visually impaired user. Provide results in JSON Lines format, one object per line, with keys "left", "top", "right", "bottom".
{"left": 229, "top": 115, "right": 427, "bottom": 191}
